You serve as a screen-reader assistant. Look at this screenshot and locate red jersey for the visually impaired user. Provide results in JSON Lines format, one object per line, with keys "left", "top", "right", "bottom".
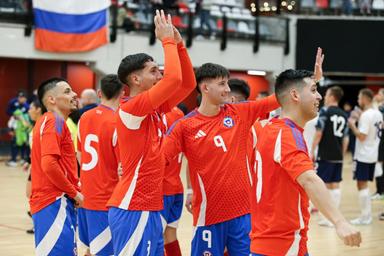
{"left": 107, "top": 39, "right": 195, "bottom": 211}
{"left": 162, "top": 107, "right": 185, "bottom": 195}
{"left": 78, "top": 105, "right": 120, "bottom": 211}
{"left": 251, "top": 118, "right": 314, "bottom": 256}
{"left": 30, "top": 112, "right": 79, "bottom": 214}
{"left": 163, "top": 96, "right": 280, "bottom": 226}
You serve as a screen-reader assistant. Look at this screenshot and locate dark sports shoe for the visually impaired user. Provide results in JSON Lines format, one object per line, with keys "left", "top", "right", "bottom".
{"left": 27, "top": 211, "right": 32, "bottom": 218}
{"left": 379, "top": 213, "right": 384, "bottom": 221}
{"left": 26, "top": 228, "right": 34, "bottom": 234}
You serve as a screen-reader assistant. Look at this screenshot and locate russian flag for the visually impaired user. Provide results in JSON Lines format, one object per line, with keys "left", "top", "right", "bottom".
{"left": 33, "top": 0, "right": 110, "bottom": 52}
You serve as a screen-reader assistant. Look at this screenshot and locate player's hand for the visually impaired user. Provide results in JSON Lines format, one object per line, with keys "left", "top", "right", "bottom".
{"left": 22, "top": 162, "right": 30, "bottom": 172}
{"left": 335, "top": 220, "right": 362, "bottom": 247}
{"left": 347, "top": 117, "right": 357, "bottom": 127}
{"left": 314, "top": 47, "right": 324, "bottom": 83}
{"left": 74, "top": 192, "right": 84, "bottom": 208}
{"left": 185, "top": 191, "right": 193, "bottom": 214}
{"left": 173, "top": 26, "right": 183, "bottom": 44}
{"left": 154, "top": 9, "right": 174, "bottom": 41}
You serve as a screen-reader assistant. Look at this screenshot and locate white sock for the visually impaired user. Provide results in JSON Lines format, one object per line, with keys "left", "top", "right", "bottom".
{"left": 358, "top": 188, "right": 371, "bottom": 219}
{"left": 330, "top": 188, "right": 341, "bottom": 209}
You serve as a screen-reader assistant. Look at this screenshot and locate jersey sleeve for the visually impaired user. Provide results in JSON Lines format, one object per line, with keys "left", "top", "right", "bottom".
{"left": 162, "top": 120, "right": 184, "bottom": 164}
{"left": 315, "top": 107, "right": 327, "bottom": 131}
{"left": 112, "top": 128, "right": 120, "bottom": 163}
{"left": 41, "top": 115, "right": 62, "bottom": 157}
{"left": 232, "top": 95, "right": 280, "bottom": 127}
{"left": 279, "top": 129, "right": 315, "bottom": 182}
{"left": 161, "top": 43, "right": 196, "bottom": 111}
{"left": 358, "top": 112, "right": 370, "bottom": 135}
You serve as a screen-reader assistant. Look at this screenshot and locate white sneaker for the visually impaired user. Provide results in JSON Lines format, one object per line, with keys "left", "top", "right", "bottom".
{"left": 6, "top": 161, "right": 17, "bottom": 167}
{"left": 318, "top": 219, "right": 334, "bottom": 227}
{"left": 371, "top": 193, "right": 384, "bottom": 200}
{"left": 350, "top": 216, "right": 372, "bottom": 225}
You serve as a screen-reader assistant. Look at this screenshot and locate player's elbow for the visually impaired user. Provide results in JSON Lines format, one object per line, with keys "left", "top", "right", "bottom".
{"left": 41, "top": 155, "right": 59, "bottom": 174}
{"left": 297, "top": 170, "right": 320, "bottom": 190}
{"left": 163, "top": 72, "right": 182, "bottom": 89}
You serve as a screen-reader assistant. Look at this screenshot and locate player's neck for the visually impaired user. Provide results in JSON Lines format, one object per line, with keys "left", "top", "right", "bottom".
{"left": 101, "top": 99, "right": 119, "bottom": 111}
{"left": 362, "top": 103, "right": 373, "bottom": 111}
{"left": 198, "top": 100, "right": 221, "bottom": 116}
{"left": 128, "top": 86, "right": 144, "bottom": 97}
{"left": 47, "top": 107, "right": 69, "bottom": 120}
{"left": 327, "top": 102, "right": 338, "bottom": 107}
{"left": 280, "top": 110, "right": 306, "bottom": 128}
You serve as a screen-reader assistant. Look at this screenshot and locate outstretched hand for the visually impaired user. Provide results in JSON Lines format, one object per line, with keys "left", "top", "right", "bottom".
{"left": 173, "top": 26, "right": 183, "bottom": 44}
{"left": 154, "top": 9, "right": 174, "bottom": 42}
{"left": 314, "top": 47, "right": 325, "bottom": 83}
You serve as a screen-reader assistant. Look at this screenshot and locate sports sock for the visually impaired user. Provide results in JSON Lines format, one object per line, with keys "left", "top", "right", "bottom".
{"left": 164, "top": 240, "right": 182, "bottom": 256}
{"left": 358, "top": 188, "right": 371, "bottom": 219}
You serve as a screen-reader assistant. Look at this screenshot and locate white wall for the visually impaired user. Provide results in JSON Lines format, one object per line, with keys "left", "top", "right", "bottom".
{"left": 0, "top": 21, "right": 298, "bottom": 76}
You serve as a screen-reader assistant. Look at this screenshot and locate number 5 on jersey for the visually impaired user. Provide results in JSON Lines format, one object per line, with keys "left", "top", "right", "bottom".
{"left": 214, "top": 135, "right": 227, "bottom": 152}
{"left": 82, "top": 134, "right": 99, "bottom": 171}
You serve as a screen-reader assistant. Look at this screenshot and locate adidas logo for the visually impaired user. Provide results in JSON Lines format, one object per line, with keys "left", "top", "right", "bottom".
{"left": 194, "top": 130, "right": 206, "bottom": 139}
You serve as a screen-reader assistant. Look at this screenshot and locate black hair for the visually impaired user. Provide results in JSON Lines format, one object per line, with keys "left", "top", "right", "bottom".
{"left": 117, "top": 53, "right": 154, "bottom": 85}
{"left": 100, "top": 74, "right": 123, "bottom": 100}
{"left": 30, "top": 99, "right": 42, "bottom": 110}
{"left": 37, "top": 77, "right": 68, "bottom": 113}
{"left": 228, "top": 78, "right": 250, "bottom": 99}
{"left": 275, "top": 69, "right": 313, "bottom": 104}
{"left": 195, "top": 63, "right": 230, "bottom": 93}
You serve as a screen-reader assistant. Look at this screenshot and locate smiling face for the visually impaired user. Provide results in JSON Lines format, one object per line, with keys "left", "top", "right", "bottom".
{"left": 50, "top": 81, "right": 78, "bottom": 116}
{"left": 297, "top": 77, "right": 322, "bottom": 121}
{"left": 201, "top": 77, "right": 231, "bottom": 105}
{"left": 133, "top": 61, "right": 163, "bottom": 91}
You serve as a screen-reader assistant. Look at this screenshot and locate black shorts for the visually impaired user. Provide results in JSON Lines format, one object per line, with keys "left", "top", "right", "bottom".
{"left": 316, "top": 160, "right": 342, "bottom": 183}
{"left": 353, "top": 161, "right": 375, "bottom": 181}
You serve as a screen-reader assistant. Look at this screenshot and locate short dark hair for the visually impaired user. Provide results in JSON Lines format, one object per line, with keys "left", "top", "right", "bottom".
{"left": 118, "top": 53, "right": 154, "bottom": 85}
{"left": 195, "top": 63, "right": 230, "bottom": 93}
{"left": 327, "top": 86, "right": 344, "bottom": 102}
{"left": 275, "top": 69, "right": 313, "bottom": 104}
{"left": 359, "top": 88, "right": 374, "bottom": 101}
{"left": 38, "top": 77, "right": 68, "bottom": 112}
{"left": 100, "top": 74, "right": 123, "bottom": 100}
{"left": 30, "top": 99, "right": 42, "bottom": 110}
{"left": 228, "top": 78, "right": 250, "bottom": 99}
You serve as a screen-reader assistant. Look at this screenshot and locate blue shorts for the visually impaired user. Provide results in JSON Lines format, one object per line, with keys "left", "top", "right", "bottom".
{"left": 316, "top": 160, "right": 342, "bottom": 183}
{"left": 353, "top": 161, "right": 375, "bottom": 181}
{"left": 32, "top": 197, "right": 77, "bottom": 256}
{"left": 108, "top": 208, "right": 163, "bottom": 256}
{"left": 160, "top": 194, "right": 183, "bottom": 229}
{"left": 192, "top": 214, "right": 251, "bottom": 256}
{"left": 78, "top": 208, "right": 113, "bottom": 256}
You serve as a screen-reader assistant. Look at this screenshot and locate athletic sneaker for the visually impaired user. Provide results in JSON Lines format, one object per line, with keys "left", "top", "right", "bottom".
{"left": 371, "top": 193, "right": 384, "bottom": 200}
{"left": 379, "top": 213, "right": 384, "bottom": 221}
{"left": 318, "top": 218, "right": 334, "bottom": 227}
{"left": 350, "top": 216, "right": 372, "bottom": 225}
{"left": 6, "top": 161, "right": 17, "bottom": 167}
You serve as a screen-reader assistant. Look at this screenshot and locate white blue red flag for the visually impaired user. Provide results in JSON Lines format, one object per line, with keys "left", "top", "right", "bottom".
{"left": 33, "top": 0, "right": 110, "bottom": 52}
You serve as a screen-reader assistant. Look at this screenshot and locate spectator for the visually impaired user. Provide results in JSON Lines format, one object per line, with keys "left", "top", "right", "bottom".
{"left": 342, "top": 0, "right": 353, "bottom": 15}
{"left": 6, "top": 90, "right": 30, "bottom": 167}
{"left": 359, "top": 0, "right": 372, "bottom": 14}
{"left": 79, "top": 88, "right": 98, "bottom": 115}
{"left": 197, "top": 0, "right": 215, "bottom": 39}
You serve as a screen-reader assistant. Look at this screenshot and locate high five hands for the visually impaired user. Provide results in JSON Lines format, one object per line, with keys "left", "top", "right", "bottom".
{"left": 154, "top": 9, "right": 183, "bottom": 43}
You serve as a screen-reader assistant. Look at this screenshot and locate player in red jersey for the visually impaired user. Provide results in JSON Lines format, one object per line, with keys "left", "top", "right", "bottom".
{"left": 162, "top": 63, "right": 280, "bottom": 255}
{"left": 161, "top": 104, "right": 188, "bottom": 256}
{"left": 107, "top": 10, "right": 196, "bottom": 255}
{"left": 77, "top": 74, "right": 123, "bottom": 255}
{"left": 30, "top": 78, "right": 83, "bottom": 255}
{"left": 250, "top": 68, "right": 361, "bottom": 256}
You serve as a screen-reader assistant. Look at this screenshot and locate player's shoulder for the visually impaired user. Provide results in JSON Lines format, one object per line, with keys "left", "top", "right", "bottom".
{"left": 41, "top": 112, "right": 66, "bottom": 135}
{"left": 278, "top": 119, "right": 307, "bottom": 151}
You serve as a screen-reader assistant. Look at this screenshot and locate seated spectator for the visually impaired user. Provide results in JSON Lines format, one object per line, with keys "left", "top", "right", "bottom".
{"left": 79, "top": 88, "right": 98, "bottom": 115}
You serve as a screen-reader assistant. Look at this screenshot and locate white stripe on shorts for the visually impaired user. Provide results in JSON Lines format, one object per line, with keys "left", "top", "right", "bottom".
{"left": 35, "top": 197, "right": 67, "bottom": 256}
{"left": 90, "top": 226, "right": 112, "bottom": 255}
{"left": 119, "top": 211, "right": 149, "bottom": 256}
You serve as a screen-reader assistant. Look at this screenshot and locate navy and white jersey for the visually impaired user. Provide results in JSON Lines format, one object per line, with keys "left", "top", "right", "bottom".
{"left": 316, "top": 106, "right": 348, "bottom": 161}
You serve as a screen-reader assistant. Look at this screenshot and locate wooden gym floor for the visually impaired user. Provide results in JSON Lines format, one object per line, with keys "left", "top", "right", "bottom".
{"left": 0, "top": 153, "right": 383, "bottom": 255}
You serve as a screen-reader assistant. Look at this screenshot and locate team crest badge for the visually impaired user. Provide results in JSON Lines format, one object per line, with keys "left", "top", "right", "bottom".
{"left": 223, "top": 116, "right": 234, "bottom": 128}
{"left": 203, "top": 251, "right": 212, "bottom": 256}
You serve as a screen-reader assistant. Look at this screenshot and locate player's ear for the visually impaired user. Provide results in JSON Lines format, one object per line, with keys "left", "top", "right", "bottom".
{"left": 202, "top": 82, "right": 209, "bottom": 93}
{"left": 97, "top": 89, "right": 102, "bottom": 99}
{"left": 290, "top": 88, "right": 300, "bottom": 102}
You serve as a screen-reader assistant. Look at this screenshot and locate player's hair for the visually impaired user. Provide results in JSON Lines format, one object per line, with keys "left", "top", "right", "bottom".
{"left": 37, "top": 77, "right": 68, "bottom": 113}
{"left": 228, "top": 78, "right": 250, "bottom": 100}
{"left": 359, "top": 88, "right": 374, "bottom": 101}
{"left": 275, "top": 69, "right": 313, "bottom": 104}
{"left": 195, "top": 63, "right": 230, "bottom": 93}
{"left": 100, "top": 74, "right": 123, "bottom": 100}
{"left": 327, "top": 86, "right": 344, "bottom": 102}
{"left": 30, "top": 99, "right": 42, "bottom": 111}
{"left": 118, "top": 53, "right": 154, "bottom": 85}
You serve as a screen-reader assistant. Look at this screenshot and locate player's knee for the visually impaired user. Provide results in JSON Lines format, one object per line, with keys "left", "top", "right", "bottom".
{"left": 164, "top": 226, "right": 177, "bottom": 244}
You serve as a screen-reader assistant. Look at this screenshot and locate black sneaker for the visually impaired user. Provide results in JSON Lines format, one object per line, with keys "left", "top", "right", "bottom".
{"left": 379, "top": 213, "right": 384, "bottom": 221}
{"left": 27, "top": 211, "right": 32, "bottom": 218}
{"left": 26, "top": 228, "right": 34, "bottom": 234}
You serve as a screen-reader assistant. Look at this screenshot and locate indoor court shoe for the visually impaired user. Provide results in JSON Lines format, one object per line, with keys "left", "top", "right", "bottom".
{"left": 6, "top": 161, "right": 17, "bottom": 167}
{"left": 318, "top": 218, "right": 334, "bottom": 227}
{"left": 371, "top": 193, "right": 384, "bottom": 200}
{"left": 379, "top": 213, "right": 384, "bottom": 221}
{"left": 350, "top": 216, "right": 372, "bottom": 225}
